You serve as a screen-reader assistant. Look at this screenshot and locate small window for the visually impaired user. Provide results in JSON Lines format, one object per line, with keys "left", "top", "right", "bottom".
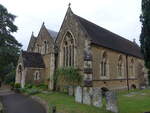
{"left": 34, "top": 71, "right": 40, "bottom": 80}
{"left": 101, "top": 51, "right": 107, "bottom": 76}
{"left": 44, "top": 40, "right": 48, "bottom": 54}
{"left": 118, "top": 55, "right": 124, "bottom": 77}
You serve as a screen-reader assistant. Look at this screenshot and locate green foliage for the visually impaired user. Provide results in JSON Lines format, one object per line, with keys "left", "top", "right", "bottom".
{"left": 140, "top": 0, "right": 150, "bottom": 85}
{"left": 36, "top": 83, "right": 48, "bottom": 90}
{"left": 54, "top": 67, "right": 82, "bottom": 91}
{"left": 25, "top": 88, "right": 40, "bottom": 95}
{"left": 25, "top": 84, "right": 34, "bottom": 89}
{"left": 0, "top": 4, "right": 22, "bottom": 81}
{"left": 4, "top": 69, "right": 16, "bottom": 84}
{"left": 14, "top": 83, "right": 21, "bottom": 88}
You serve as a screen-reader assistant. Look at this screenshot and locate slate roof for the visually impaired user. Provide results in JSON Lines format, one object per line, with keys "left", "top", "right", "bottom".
{"left": 47, "top": 29, "right": 58, "bottom": 41}
{"left": 75, "top": 15, "right": 143, "bottom": 59}
{"left": 22, "top": 51, "right": 45, "bottom": 68}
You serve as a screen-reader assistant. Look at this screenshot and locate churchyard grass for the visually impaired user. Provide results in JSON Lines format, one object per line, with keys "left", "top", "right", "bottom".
{"left": 35, "top": 89, "right": 150, "bottom": 113}
{"left": 35, "top": 92, "right": 111, "bottom": 113}
{"left": 118, "top": 89, "right": 150, "bottom": 113}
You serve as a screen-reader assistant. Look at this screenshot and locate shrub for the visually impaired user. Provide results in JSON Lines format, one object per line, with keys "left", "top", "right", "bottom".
{"left": 10, "top": 82, "right": 15, "bottom": 90}
{"left": 25, "top": 84, "right": 33, "bottom": 89}
{"left": 26, "top": 88, "right": 40, "bottom": 95}
{"left": 19, "top": 88, "right": 26, "bottom": 93}
{"left": 14, "top": 83, "right": 21, "bottom": 88}
{"left": 36, "top": 83, "right": 48, "bottom": 90}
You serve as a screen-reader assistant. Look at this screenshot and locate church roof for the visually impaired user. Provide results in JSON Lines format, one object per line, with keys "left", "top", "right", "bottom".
{"left": 75, "top": 15, "right": 143, "bottom": 59}
{"left": 27, "top": 34, "right": 37, "bottom": 52}
{"left": 47, "top": 29, "right": 58, "bottom": 41}
{"left": 22, "top": 51, "right": 45, "bottom": 68}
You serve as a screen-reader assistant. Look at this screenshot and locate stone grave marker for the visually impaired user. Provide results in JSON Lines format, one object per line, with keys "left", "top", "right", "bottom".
{"left": 92, "top": 88, "right": 102, "bottom": 107}
{"left": 75, "top": 86, "right": 82, "bottom": 103}
{"left": 106, "top": 91, "right": 118, "bottom": 113}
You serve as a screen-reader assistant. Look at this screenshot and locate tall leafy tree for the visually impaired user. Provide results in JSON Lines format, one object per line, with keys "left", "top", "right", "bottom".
{"left": 140, "top": 0, "right": 150, "bottom": 84}
{"left": 0, "top": 4, "right": 22, "bottom": 82}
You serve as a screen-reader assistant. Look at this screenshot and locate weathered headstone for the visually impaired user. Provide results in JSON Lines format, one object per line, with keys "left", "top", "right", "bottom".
{"left": 75, "top": 86, "right": 82, "bottom": 103}
{"left": 106, "top": 91, "right": 118, "bottom": 113}
{"left": 92, "top": 88, "right": 102, "bottom": 107}
{"left": 83, "top": 87, "right": 92, "bottom": 105}
{"left": 68, "top": 86, "right": 74, "bottom": 96}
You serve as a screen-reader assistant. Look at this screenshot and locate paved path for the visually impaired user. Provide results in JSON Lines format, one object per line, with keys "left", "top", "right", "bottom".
{"left": 0, "top": 90, "right": 46, "bottom": 113}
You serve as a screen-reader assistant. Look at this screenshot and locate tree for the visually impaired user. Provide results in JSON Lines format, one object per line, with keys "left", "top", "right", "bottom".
{"left": 0, "top": 4, "right": 22, "bottom": 82}
{"left": 54, "top": 67, "right": 82, "bottom": 93}
{"left": 140, "top": 0, "right": 150, "bottom": 85}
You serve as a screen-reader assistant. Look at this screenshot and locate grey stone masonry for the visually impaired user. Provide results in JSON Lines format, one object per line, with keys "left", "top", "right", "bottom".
{"left": 92, "top": 88, "right": 102, "bottom": 107}
{"left": 75, "top": 86, "right": 82, "bottom": 103}
{"left": 106, "top": 91, "right": 119, "bottom": 113}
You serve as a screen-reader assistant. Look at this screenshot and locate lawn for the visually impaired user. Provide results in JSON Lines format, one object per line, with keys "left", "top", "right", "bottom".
{"left": 35, "top": 89, "right": 150, "bottom": 113}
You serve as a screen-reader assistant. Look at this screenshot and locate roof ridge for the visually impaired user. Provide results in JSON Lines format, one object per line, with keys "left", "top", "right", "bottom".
{"left": 74, "top": 14, "right": 142, "bottom": 58}
{"left": 75, "top": 14, "right": 137, "bottom": 46}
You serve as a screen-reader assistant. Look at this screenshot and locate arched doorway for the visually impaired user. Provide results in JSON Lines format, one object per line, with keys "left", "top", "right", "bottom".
{"left": 16, "top": 64, "right": 25, "bottom": 88}
{"left": 131, "top": 84, "right": 136, "bottom": 89}
{"left": 101, "top": 87, "right": 109, "bottom": 96}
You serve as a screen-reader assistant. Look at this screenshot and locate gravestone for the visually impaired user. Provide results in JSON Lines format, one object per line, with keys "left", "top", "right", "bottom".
{"left": 83, "top": 87, "right": 93, "bottom": 105}
{"left": 75, "top": 86, "right": 82, "bottom": 103}
{"left": 68, "top": 86, "right": 74, "bottom": 96}
{"left": 106, "top": 91, "right": 118, "bottom": 113}
{"left": 92, "top": 88, "right": 102, "bottom": 107}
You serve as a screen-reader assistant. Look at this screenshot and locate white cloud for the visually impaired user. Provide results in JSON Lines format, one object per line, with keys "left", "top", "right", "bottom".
{"left": 1, "top": 0, "right": 142, "bottom": 49}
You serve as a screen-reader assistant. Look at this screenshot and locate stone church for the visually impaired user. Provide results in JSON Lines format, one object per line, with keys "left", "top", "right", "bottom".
{"left": 15, "top": 6, "right": 148, "bottom": 90}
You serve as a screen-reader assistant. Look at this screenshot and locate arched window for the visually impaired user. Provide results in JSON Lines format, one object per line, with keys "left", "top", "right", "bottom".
{"left": 62, "top": 32, "right": 75, "bottom": 67}
{"left": 118, "top": 55, "right": 124, "bottom": 77}
{"left": 44, "top": 40, "right": 48, "bottom": 54}
{"left": 34, "top": 71, "right": 40, "bottom": 80}
{"left": 36, "top": 44, "right": 40, "bottom": 53}
{"left": 130, "top": 59, "right": 134, "bottom": 77}
{"left": 101, "top": 51, "right": 108, "bottom": 76}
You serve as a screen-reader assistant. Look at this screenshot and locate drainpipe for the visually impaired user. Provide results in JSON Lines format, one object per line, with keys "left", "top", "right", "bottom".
{"left": 126, "top": 55, "right": 129, "bottom": 91}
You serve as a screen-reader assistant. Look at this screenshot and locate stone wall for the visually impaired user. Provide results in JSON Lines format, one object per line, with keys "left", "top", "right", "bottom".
{"left": 91, "top": 44, "right": 144, "bottom": 90}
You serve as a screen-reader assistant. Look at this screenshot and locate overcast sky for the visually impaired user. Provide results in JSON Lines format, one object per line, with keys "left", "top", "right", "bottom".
{"left": 1, "top": 0, "right": 142, "bottom": 50}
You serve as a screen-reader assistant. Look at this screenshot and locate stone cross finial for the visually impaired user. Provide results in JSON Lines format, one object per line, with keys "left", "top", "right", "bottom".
{"left": 68, "top": 3, "right": 71, "bottom": 7}
{"left": 133, "top": 38, "right": 136, "bottom": 43}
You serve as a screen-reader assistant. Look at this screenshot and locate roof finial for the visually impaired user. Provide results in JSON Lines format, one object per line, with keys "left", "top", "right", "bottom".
{"left": 31, "top": 31, "right": 34, "bottom": 36}
{"left": 68, "top": 3, "right": 71, "bottom": 7}
{"left": 133, "top": 38, "right": 136, "bottom": 44}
